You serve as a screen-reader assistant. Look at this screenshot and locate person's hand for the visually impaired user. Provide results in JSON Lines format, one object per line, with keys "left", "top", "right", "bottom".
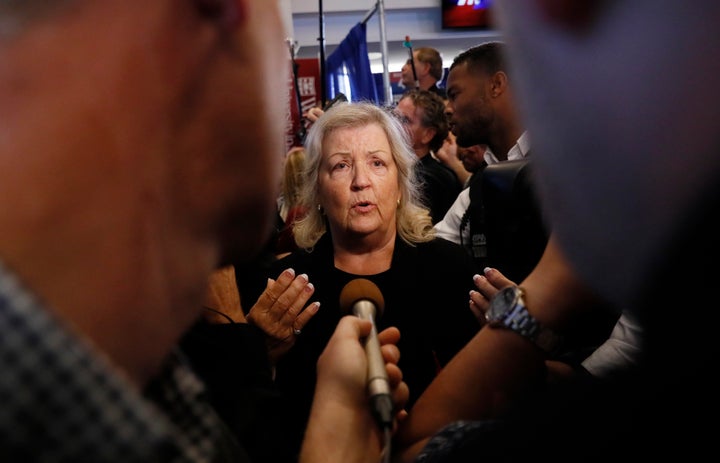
{"left": 435, "top": 132, "right": 471, "bottom": 186}
{"left": 246, "top": 268, "right": 320, "bottom": 362}
{"left": 435, "top": 132, "right": 458, "bottom": 166}
{"left": 202, "top": 265, "right": 247, "bottom": 323}
{"left": 300, "top": 316, "right": 409, "bottom": 463}
{"left": 377, "top": 326, "right": 409, "bottom": 427}
{"left": 317, "top": 317, "right": 408, "bottom": 422}
{"left": 469, "top": 267, "right": 517, "bottom": 322}
{"left": 304, "top": 106, "right": 325, "bottom": 123}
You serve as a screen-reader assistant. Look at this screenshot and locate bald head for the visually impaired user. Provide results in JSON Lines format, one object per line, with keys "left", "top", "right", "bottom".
{"left": 0, "top": 0, "right": 288, "bottom": 385}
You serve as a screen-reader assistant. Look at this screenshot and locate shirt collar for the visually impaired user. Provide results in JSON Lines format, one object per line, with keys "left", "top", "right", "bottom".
{"left": 483, "top": 131, "right": 531, "bottom": 165}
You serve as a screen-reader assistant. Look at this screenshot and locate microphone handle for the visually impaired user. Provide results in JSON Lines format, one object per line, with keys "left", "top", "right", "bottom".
{"left": 353, "top": 300, "right": 394, "bottom": 428}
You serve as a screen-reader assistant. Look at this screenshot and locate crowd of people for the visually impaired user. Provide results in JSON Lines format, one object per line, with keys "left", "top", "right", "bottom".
{"left": 2, "top": 1, "right": 718, "bottom": 462}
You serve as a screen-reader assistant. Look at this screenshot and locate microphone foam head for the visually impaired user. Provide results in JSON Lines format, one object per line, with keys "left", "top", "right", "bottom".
{"left": 339, "top": 278, "right": 385, "bottom": 316}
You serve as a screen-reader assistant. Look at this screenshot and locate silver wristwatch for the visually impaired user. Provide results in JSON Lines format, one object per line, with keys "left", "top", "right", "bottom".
{"left": 485, "top": 285, "right": 561, "bottom": 354}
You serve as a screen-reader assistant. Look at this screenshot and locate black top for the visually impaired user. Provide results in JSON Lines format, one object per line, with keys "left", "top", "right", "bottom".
{"left": 242, "top": 232, "right": 481, "bottom": 461}
{"left": 418, "top": 154, "right": 463, "bottom": 224}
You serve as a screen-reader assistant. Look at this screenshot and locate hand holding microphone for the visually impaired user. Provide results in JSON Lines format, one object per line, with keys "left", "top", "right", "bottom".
{"left": 303, "top": 312, "right": 405, "bottom": 463}
{"left": 339, "top": 278, "right": 394, "bottom": 430}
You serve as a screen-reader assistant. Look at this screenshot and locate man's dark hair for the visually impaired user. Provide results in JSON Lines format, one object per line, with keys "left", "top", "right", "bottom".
{"left": 450, "top": 41, "right": 508, "bottom": 77}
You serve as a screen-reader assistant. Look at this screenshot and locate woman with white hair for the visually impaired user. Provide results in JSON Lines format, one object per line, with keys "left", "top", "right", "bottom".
{"left": 242, "top": 101, "right": 481, "bottom": 461}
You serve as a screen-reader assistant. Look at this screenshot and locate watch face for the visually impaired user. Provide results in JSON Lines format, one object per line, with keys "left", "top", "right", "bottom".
{"left": 487, "top": 286, "right": 520, "bottom": 322}
{"left": 484, "top": 286, "right": 556, "bottom": 351}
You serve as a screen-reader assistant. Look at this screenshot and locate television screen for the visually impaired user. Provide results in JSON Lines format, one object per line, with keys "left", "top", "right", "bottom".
{"left": 442, "top": 0, "right": 494, "bottom": 30}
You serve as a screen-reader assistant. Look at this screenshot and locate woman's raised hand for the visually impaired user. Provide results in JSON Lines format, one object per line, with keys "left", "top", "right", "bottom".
{"left": 247, "top": 268, "right": 320, "bottom": 362}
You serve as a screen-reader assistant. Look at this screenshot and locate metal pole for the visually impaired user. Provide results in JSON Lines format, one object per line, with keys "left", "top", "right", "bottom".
{"left": 318, "top": 0, "right": 327, "bottom": 106}
{"left": 403, "top": 36, "right": 419, "bottom": 89}
{"left": 361, "top": 3, "right": 378, "bottom": 25}
{"left": 377, "top": 0, "right": 392, "bottom": 106}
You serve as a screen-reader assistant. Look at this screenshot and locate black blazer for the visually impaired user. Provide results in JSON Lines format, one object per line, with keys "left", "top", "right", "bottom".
{"left": 242, "top": 232, "right": 481, "bottom": 460}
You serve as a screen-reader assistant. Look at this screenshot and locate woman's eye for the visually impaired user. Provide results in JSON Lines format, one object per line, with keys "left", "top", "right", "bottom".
{"left": 333, "top": 161, "right": 349, "bottom": 170}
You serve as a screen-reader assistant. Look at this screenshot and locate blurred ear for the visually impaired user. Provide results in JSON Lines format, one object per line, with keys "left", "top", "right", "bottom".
{"left": 193, "top": 0, "right": 246, "bottom": 27}
{"left": 420, "top": 126, "right": 436, "bottom": 146}
{"left": 490, "top": 71, "right": 509, "bottom": 98}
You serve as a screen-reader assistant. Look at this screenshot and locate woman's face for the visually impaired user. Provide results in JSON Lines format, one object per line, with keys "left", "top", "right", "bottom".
{"left": 317, "top": 123, "right": 400, "bottom": 245}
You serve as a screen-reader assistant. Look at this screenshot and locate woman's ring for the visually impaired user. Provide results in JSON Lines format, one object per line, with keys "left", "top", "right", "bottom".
{"left": 294, "top": 328, "right": 302, "bottom": 336}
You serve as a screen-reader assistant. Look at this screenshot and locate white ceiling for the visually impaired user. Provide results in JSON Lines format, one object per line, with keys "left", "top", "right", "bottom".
{"left": 288, "top": 2, "right": 504, "bottom": 74}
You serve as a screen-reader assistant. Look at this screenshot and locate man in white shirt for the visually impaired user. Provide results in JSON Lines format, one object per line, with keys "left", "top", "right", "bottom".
{"left": 435, "top": 42, "right": 542, "bottom": 278}
{"left": 434, "top": 134, "right": 529, "bottom": 247}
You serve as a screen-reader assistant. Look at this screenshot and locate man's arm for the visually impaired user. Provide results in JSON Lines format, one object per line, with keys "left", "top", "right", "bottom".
{"left": 433, "top": 189, "right": 470, "bottom": 245}
{"left": 393, "top": 236, "right": 603, "bottom": 462}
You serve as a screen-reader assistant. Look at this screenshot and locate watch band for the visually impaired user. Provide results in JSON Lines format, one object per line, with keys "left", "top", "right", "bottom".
{"left": 486, "top": 286, "right": 562, "bottom": 354}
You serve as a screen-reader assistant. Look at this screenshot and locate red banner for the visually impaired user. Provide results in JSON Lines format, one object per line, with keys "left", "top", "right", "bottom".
{"left": 286, "top": 58, "right": 321, "bottom": 151}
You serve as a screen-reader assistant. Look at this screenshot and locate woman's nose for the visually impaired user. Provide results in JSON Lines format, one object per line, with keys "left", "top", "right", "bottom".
{"left": 351, "top": 165, "right": 371, "bottom": 189}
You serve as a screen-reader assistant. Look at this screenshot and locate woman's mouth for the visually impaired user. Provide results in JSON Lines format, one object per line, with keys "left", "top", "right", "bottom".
{"left": 352, "top": 201, "right": 375, "bottom": 213}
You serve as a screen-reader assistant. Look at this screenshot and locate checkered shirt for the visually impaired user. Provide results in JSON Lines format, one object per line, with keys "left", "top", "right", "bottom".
{"left": 0, "top": 260, "right": 236, "bottom": 462}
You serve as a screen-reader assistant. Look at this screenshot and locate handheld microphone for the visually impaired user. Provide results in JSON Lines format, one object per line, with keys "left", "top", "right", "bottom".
{"left": 339, "top": 278, "right": 394, "bottom": 429}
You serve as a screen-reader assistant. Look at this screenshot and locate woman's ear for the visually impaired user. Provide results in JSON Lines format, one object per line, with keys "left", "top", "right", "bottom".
{"left": 194, "top": 0, "right": 246, "bottom": 27}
